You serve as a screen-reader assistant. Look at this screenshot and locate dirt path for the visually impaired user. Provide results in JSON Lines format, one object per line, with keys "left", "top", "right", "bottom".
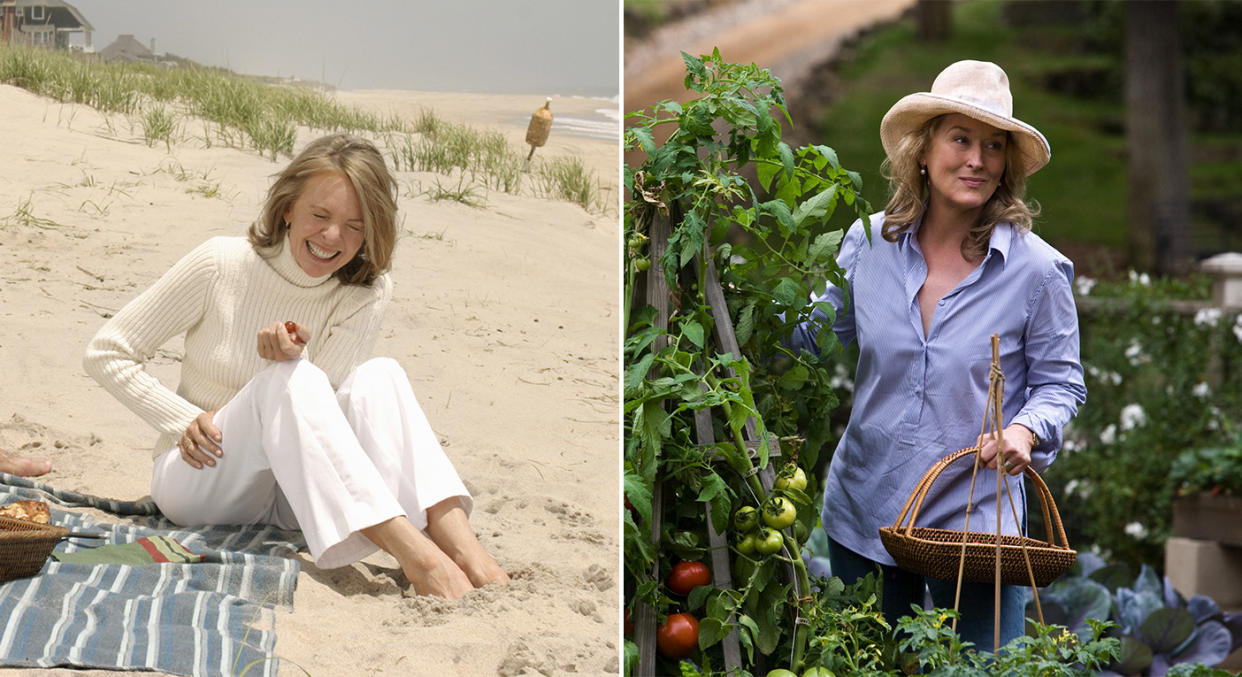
{"left": 624, "top": 0, "right": 916, "bottom": 160}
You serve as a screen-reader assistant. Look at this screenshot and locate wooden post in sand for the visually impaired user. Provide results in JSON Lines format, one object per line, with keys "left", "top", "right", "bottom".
{"left": 525, "top": 98, "right": 553, "bottom": 162}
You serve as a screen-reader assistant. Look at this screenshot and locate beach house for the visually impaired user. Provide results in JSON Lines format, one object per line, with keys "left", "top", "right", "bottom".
{"left": 0, "top": 0, "right": 92, "bottom": 50}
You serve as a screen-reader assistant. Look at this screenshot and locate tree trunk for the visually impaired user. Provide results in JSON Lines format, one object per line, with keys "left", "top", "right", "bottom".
{"left": 1125, "top": 0, "right": 1192, "bottom": 275}
{"left": 916, "top": 0, "right": 952, "bottom": 42}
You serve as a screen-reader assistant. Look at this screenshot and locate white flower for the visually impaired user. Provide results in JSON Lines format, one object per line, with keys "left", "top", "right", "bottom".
{"left": 1234, "top": 315, "right": 1242, "bottom": 343}
{"left": 1125, "top": 340, "right": 1144, "bottom": 365}
{"left": 1100, "top": 424, "right": 1117, "bottom": 445}
{"left": 1125, "top": 522, "right": 1148, "bottom": 539}
{"left": 1075, "top": 276, "right": 1096, "bottom": 296}
{"left": 1193, "top": 382, "right": 1211, "bottom": 398}
{"left": 829, "top": 363, "right": 854, "bottom": 392}
{"left": 1128, "top": 271, "right": 1151, "bottom": 286}
{"left": 1063, "top": 438, "right": 1078, "bottom": 452}
{"left": 1064, "top": 479, "right": 1079, "bottom": 497}
{"left": 1195, "top": 308, "right": 1223, "bottom": 326}
{"left": 1120, "top": 404, "right": 1147, "bottom": 431}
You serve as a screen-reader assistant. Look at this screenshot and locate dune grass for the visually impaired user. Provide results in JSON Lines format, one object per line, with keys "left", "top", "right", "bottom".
{"left": 0, "top": 44, "right": 611, "bottom": 214}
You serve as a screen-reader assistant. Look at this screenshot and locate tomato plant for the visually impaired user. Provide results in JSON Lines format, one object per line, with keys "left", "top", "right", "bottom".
{"left": 623, "top": 50, "right": 871, "bottom": 676}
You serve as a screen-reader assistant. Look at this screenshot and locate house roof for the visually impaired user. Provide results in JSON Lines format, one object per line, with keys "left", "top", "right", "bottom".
{"left": 99, "top": 34, "right": 154, "bottom": 62}
{"left": 14, "top": 0, "right": 94, "bottom": 32}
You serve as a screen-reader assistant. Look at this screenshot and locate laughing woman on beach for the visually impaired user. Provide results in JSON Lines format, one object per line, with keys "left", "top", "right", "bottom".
{"left": 84, "top": 133, "right": 507, "bottom": 599}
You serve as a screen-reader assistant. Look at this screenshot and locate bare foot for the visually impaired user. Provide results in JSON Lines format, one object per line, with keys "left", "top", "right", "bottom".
{"left": 424, "top": 498, "right": 510, "bottom": 588}
{"left": 453, "top": 550, "right": 510, "bottom": 588}
{"left": 0, "top": 450, "right": 51, "bottom": 477}
{"left": 404, "top": 548, "right": 474, "bottom": 600}
{"left": 361, "top": 515, "right": 473, "bottom": 599}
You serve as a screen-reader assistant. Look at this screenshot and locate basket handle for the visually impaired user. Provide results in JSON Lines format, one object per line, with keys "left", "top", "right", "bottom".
{"left": 888, "top": 446, "right": 1071, "bottom": 550}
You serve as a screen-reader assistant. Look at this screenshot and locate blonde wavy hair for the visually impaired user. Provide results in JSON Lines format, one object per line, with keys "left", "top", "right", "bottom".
{"left": 248, "top": 134, "right": 398, "bottom": 286}
{"left": 879, "top": 115, "right": 1039, "bottom": 261}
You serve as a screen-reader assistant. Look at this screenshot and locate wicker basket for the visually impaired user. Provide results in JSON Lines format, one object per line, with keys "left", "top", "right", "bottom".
{"left": 0, "top": 515, "right": 68, "bottom": 583}
{"left": 879, "top": 447, "right": 1076, "bottom": 588}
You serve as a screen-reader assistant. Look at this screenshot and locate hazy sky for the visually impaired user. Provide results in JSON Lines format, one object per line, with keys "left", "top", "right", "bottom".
{"left": 68, "top": 0, "right": 619, "bottom": 98}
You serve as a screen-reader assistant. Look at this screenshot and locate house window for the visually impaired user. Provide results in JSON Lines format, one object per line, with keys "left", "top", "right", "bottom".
{"left": 31, "top": 6, "right": 45, "bottom": 21}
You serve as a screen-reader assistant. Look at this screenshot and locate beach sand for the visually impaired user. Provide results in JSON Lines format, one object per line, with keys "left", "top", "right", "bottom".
{"left": 0, "top": 84, "right": 620, "bottom": 675}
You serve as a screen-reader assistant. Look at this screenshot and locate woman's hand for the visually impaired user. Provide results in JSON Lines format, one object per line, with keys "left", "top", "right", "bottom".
{"left": 180, "top": 407, "right": 223, "bottom": 469}
{"left": 977, "top": 423, "right": 1036, "bottom": 476}
{"left": 257, "top": 320, "right": 309, "bottom": 361}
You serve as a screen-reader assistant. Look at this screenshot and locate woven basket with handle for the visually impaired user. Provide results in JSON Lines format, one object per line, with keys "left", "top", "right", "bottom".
{"left": 879, "top": 446, "right": 1076, "bottom": 588}
{"left": 0, "top": 515, "right": 68, "bottom": 583}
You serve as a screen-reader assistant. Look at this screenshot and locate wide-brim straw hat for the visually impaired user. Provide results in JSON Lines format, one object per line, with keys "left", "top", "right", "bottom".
{"left": 880, "top": 60, "right": 1051, "bottom": 177}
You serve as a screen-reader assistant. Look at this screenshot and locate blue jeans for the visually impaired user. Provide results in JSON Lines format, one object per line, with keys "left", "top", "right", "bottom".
{"left": 827, "top": 536, "right": 1028, "bottom": 652}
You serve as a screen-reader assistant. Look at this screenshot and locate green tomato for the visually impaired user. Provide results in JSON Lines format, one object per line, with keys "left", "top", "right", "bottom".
{"left": 766, "top": 670, "right": 798, "bottom": 677}
{"left": 732, "top": 506, "right": 759, "bottom": 533}
{"left": 803, "top": 668, "right": 835, "bottom": 677}
{"left": 754, "top": 527, "right": 783, "bottom": 556}
{"left": 774, "top": 463, "right": 808, "bottom": 492}
{"left": 634, "top": 256, "right": 651, "bottom": 272}
{"left": 793, "top": 519, "right": 809, "bottom": 544}
{"left": 733, "top": 555, "right": 756, "bottom": 584}
{"left": 762, "top": 495, "right": 797, "bottom": 530}
{"left": 736, "top": 532, "right": 758, "bottom": 556}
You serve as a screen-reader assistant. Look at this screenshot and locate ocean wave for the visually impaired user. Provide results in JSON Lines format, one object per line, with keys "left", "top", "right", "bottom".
{"left": 553, "top": 115, "right": 619, "bottom": 141}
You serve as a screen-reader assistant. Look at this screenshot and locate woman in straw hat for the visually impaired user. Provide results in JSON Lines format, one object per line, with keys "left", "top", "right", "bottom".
{"left": 85, "top": 134, "right": 507, "bottom": 600}
{"left": 790, "top": 60, "right": 1085, "bottom": 645}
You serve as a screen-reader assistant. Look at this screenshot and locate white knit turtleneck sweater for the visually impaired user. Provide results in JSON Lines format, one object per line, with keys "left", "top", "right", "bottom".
{"left": 84, "top": 236, "right": 391, "bottom": 457}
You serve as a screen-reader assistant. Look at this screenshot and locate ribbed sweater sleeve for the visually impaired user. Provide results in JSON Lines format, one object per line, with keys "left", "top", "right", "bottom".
{"left": 83, "top": 239, "right": 218, "bottom": 438}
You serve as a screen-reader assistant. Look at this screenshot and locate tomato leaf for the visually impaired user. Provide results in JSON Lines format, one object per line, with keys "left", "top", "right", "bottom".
{"left": 631, "top": 126, "right": 656, "bottom": 155}
{"left": 681, "top": 320, "right": 705, "bottom": 349}
{"left": 777, "top": 141, "right": 794, "bottom": 180}
{"left": 697, "top": 615, "right": 729, "bottom": 650}
{"left": 736, "top": 614, "right": 758, "bottom": 663}
{"left": 773, "top": 277, "right": 802, "bottom": 307}
{"left": 792, "top": 185, "right": 837, "bottom": 229}
{"left": 734, "top": 300, "right": 756, "bottom": 348}
{"left": 624, "top": 469, "right": 653, "bottom": 527}
{"left": 808, "top": 229, "right": 844, "bottom": 266}
{"left": 708, "top": 493, "right": 731, "bottom": 538}
{"left": 624, "top": 353, "right": 655, "bottom": 396}
{"left": 689, "top": 584, "right": 713, "bottom": 613}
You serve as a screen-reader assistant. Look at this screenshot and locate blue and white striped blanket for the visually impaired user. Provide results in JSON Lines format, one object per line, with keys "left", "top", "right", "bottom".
{"left": 0, "top": 473, "right": 306, "bottom": 676}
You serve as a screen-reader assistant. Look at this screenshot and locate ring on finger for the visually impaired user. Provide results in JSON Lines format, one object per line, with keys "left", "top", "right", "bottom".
{"left": 1002, "top": 459, "right": 1013, "bottom": 472}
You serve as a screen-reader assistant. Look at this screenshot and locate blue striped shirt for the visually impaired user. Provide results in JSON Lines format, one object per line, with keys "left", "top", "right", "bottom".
{"left": 791, "top": 212, "right": 1086, "bottom": 565}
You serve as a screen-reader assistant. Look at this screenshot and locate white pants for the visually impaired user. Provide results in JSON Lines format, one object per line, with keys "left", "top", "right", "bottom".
{"left": 151, "top": 357, "right": 472, "bottom": 569}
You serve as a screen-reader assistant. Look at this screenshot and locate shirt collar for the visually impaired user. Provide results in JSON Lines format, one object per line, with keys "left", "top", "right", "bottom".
{"left": 899, "top": 208, "right": 1016, "bottom": 269}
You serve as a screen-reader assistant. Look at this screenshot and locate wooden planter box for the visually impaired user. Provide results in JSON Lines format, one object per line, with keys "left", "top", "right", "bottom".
{"left": 1172, "top": 493, "right": 1242, "bottom": 547}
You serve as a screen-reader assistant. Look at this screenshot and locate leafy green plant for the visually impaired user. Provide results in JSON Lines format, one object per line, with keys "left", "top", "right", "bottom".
{"left": 1170, "top": 442, "right": 1242, "bottom": 497}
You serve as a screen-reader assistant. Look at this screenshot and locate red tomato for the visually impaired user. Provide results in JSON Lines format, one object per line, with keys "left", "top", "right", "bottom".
{"left": 666, "top": 561, "right": 711, "bottom": 596}
{"left": 656, "top": 612, "right": 699, "bottom": 659}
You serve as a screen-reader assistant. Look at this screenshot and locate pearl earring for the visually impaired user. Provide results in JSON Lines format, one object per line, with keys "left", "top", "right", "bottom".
{"left": 919, "top": 166, "right": 927, "bottom": 176}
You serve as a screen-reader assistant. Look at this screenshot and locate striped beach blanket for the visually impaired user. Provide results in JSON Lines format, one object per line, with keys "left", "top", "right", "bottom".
{"left": 0, "top": 473, "right": 306, "bottom": 677}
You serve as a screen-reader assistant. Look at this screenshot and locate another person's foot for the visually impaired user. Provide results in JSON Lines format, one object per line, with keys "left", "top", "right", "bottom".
{"left": 0, "top": 450, "right": 51, "bottom": 477}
